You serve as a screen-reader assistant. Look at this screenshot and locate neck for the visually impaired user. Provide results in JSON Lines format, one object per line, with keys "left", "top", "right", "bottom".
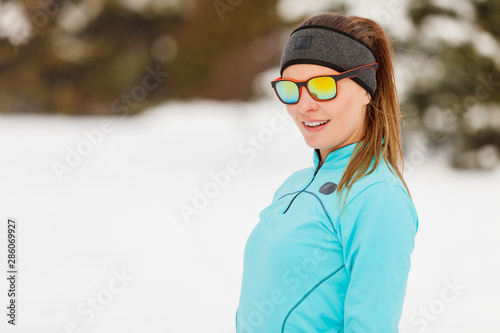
{"left": 318, "top": 142, "right": 358, "bottom": 164}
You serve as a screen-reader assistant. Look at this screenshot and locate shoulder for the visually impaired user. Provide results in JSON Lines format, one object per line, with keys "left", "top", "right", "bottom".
{"left": 346, "top": 180, "right": 416, "bottom": 217}
{"left": 346, "top": 159, "right": 412, "bottom": 204}
{"left": 340, "top": 159, "right": 418, "bottom": 231}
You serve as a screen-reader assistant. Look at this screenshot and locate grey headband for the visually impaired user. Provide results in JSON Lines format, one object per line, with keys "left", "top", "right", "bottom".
{"left": 280, "top": 25, "right": 378, "bottom": 96}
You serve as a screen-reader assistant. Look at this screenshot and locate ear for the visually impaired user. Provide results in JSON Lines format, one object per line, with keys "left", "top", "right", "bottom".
{"left": 363, "top": 91, "right": 371, "bottom": 106}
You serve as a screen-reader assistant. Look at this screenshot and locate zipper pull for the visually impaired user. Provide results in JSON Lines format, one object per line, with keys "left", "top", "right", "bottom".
{"left": 314, "top": 149, "right": 323, "bottom": 176}
{"left": 282, "top": 159, "right": 322, "bottom": 215}
{"left": 314, "top": 162, "right": 322, "bottom": 176}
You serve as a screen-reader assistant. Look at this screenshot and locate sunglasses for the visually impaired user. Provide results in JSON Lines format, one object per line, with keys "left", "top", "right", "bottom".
{"left": 271, "top": 63, "right": 378, "bottom": 104}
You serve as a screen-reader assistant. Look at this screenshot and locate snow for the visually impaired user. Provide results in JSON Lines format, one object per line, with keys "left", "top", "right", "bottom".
{"left": 1, "top": 99, "right": 499, "bottom": 332}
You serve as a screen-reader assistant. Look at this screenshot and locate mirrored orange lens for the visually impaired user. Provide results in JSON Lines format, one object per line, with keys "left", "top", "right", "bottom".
{"left": 308, "top": 77, "right": 337, "bottom": 100}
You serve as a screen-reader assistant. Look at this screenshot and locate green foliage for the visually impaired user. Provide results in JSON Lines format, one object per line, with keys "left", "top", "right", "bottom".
{"left": 0, "top": 0, "right": 283, "bottom": 114}
{"left": 405, "top": 0, "right": 500, "bottom": 168}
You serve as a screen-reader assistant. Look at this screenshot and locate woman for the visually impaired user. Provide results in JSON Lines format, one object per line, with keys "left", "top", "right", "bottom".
{"left": 235, "top": 12, "right": 419, "bottom": 333}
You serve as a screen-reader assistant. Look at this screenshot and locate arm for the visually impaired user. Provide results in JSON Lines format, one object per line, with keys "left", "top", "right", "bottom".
{"left": 337, "top": 181, "right": 418, "bottom": 332}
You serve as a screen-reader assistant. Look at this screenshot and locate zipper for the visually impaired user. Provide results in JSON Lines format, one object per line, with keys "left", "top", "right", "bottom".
{"left": 282, "top": 157, "right": 323, "bottom": 214}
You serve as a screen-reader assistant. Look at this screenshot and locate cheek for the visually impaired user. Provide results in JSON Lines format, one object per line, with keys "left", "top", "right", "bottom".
{"left": 322, "top": 98, "right": 350, "bottom": 120}
{"left": 285, "top": 105, "right": 298, "bottom": 118}
{"left": 324, "top": 95, "right": 365, "bottom": 127}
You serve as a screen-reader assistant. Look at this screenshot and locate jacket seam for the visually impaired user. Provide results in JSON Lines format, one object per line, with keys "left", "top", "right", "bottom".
{"left": 342, "top": 179, "right": 408, "bottom": 211}
{"left": 277, "top": 191, "right": 336, "bottom": 235}
{"left": 281, "top": 264, "right": 346, "bottom": 333}
{"left": 335, "top": 180, "right": 414, "bottom": 239}
{"left": 342, "top": 180, "right": 387, "bottom": 211}
{"left": 277, "top": 191, "right": 301, "bottom": 201}
{"left": 313, "top": 165, "right": 349, "bottom": 170}
{"left": 298, "top": 257, "right": 320, "bottom": 281}
{"left": 303, "top": 191, "right": 336, "bottom": 234}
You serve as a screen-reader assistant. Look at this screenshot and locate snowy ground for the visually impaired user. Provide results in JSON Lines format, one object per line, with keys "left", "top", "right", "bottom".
{"left": 1, "top": 99, "right": 499, "bottom": 333}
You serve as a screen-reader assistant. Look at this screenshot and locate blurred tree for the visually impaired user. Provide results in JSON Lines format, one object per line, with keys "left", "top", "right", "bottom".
{"left": 403, "top": 0, "right": 500, "bottom": 168}
{"left": 3, "top": 0, "right": 497, "bottom": 169}
{"left": 0, "top": 0, "right": 283, "bottom": 115}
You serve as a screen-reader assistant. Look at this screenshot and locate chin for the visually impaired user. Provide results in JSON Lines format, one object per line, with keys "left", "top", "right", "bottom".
{"left": 303, "top": 137, "right": 331, "bottom": 149}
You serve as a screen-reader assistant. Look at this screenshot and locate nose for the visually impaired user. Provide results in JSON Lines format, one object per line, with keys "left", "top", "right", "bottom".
{"left": 297, "top": 86, "right": 319, "bottom": 114}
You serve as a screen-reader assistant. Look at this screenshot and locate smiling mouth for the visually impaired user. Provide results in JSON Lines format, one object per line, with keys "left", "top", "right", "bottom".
{"left": 303, "top": 120, "right": 330, "bottom": 128}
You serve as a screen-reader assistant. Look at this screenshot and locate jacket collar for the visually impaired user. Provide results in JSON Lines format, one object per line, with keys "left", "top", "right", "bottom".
{"left": 313, "top": 139, "right": 387, "bottom": 170}
{"left": 313, "top": 142, "right": 358, "bottom": 170}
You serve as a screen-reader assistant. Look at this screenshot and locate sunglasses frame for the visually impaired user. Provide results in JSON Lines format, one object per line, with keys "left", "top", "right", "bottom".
{"left": 271, "top": 62, "right": 378, "bottom": 104}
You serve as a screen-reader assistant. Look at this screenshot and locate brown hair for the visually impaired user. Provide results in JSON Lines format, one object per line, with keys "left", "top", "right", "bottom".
{"left": 297, "top": 13, "right": 411, "bottom": 208}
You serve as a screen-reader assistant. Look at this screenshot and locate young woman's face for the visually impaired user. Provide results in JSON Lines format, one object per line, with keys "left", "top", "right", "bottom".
{"left": 282, "top": 64, "right": 371, "bottom": 162}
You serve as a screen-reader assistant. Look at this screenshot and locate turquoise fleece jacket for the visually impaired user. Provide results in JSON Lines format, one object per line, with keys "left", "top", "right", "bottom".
{"left": 236, "top": 142, "right": 418, "bottom": 333}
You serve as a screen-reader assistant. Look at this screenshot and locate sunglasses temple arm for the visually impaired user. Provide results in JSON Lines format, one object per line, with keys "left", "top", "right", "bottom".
{"left": 338, "top": 65, "right": 377, "bottom": 80}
